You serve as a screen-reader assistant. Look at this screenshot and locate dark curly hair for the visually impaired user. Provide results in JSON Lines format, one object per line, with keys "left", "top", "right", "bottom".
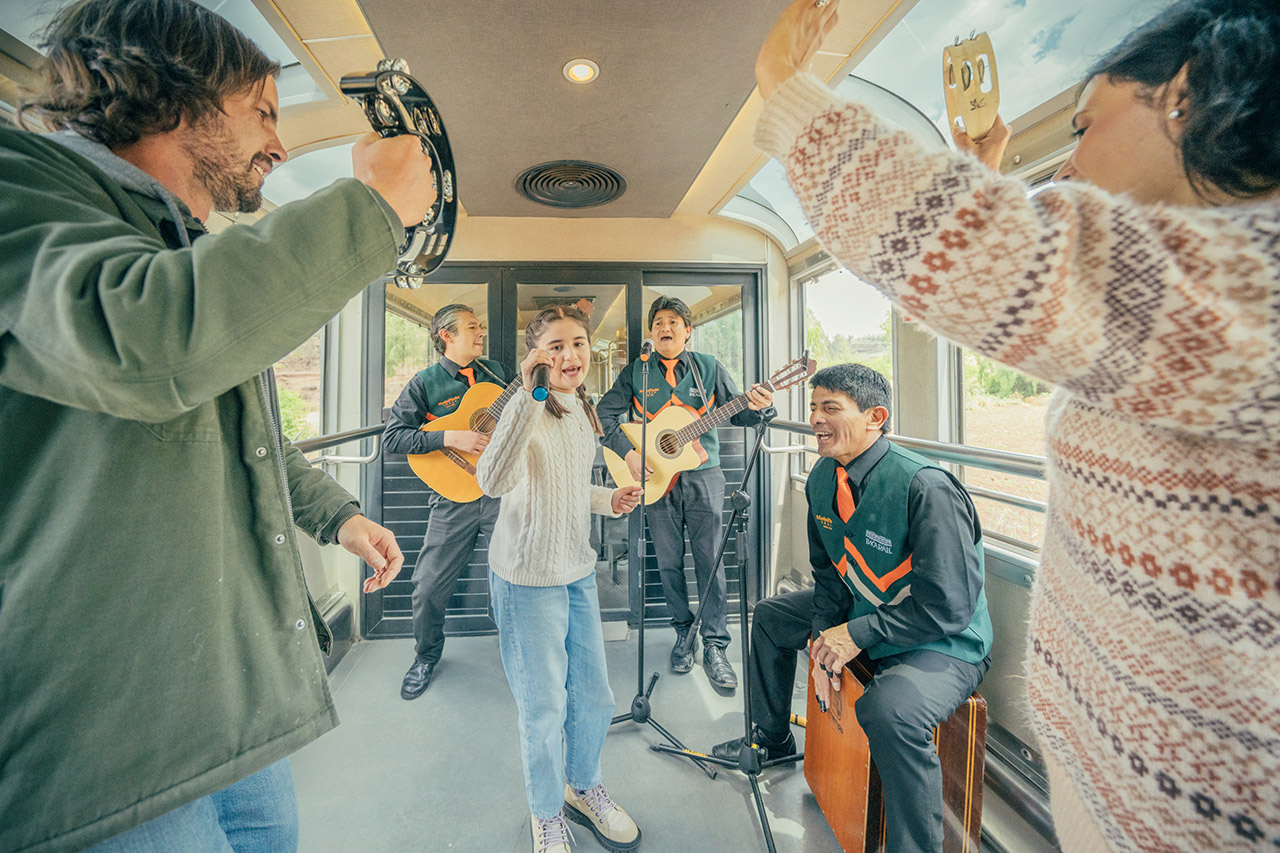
{"left": 18, "top": 0, "right": 280, "bottom": 148}
{"left": 1086, "top": 0, "right": 1280, "bottom": 199}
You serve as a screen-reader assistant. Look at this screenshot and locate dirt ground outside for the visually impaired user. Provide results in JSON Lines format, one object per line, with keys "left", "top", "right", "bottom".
{"left": 962, "top": 394, "right": 1051, "bottom": 549}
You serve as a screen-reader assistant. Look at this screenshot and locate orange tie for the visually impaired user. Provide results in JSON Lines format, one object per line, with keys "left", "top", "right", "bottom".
{"left": 660, "top": 357, "right": 680, "bottom": 387}
{"left": 458, "top": 367, "right": 475, "bottom": 387}
{"left": 835, "top": 466, "right": 856, "bottom": 523}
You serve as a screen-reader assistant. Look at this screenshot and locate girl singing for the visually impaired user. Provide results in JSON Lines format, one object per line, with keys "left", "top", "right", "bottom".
{"left": 476, "top": 305, "right": 644, "bottom": 853}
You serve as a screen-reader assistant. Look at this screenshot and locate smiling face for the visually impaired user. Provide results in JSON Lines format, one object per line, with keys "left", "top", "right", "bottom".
{"left": 1052, "top": 75, "right": 1194, "bottom": 206}
{"left": 442, "top": 311, "right": 485, "bottom": 362}
{"left": 809, "top": 386, "right": 887, "bottom": 466}
{"left": 184, "top": 76, "right": 287, "bottom": 215}
{"left": 650, "top": 309, "right": 693, "bottom": 359}
{"left": 534, "top": 317, "right": 592, "bottom": 392}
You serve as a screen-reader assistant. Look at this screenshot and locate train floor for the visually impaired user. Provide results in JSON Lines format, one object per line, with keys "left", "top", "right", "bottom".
{"left": 291, "top": 624, "right": 840, "bottom": 852}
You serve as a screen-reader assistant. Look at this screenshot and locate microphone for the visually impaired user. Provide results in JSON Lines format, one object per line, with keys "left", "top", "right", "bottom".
{"left": 531, "top": 363, "right": 550, "bottom": 401}
{"left": 639, "top": 338, "right": 655, "bottom": 362}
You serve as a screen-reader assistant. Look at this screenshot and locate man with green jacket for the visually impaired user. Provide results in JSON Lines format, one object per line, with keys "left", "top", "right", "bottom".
{"left": 0, "top": 0, "right": 435, "bottom": 850}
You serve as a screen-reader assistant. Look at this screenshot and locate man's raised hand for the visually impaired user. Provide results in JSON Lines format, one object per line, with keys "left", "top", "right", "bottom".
{"left": 352, "top": 133, "right": 437, "bottom": 227}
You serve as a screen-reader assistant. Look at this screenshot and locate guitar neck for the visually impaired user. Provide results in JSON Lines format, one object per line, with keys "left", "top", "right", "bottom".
{"left": 671, "top": 378, "right": 776, "bottom": 446}
{"left": 487, "top": 378, "right": 525, "bottom": 419}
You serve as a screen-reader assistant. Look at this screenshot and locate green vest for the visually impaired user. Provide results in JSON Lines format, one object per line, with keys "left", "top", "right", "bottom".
{"left": 416, "top": 358, "right": 506, "bottom": 421}
{"left": 630, "top": 350, "right": 721, "bottom": 470}
{"left": 809, "top": 443, "right": 993, "bottom": 663}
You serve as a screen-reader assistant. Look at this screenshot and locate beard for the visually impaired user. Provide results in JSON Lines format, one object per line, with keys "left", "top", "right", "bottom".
{"left": 185, "top": 114, "right": 265, "bottom": 214}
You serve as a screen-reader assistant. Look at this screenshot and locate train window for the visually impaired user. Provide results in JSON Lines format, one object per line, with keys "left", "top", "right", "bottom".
{"left": 0, "top": 0, "right": 325, "bottom": 109}
{"left": 960, "top": 350, "right": 1051, "bottom": 550}
{"left": 262, "top": 142, "right": 355, "bottom": 208}
{"left": 274, "top": 325, "right": 327, "bottom": 442}
{"left": 797, "top": 265, "right": 894, "bottom": 474}
{"left": 854, "top": 0, "right": 1169, "bottom": 138}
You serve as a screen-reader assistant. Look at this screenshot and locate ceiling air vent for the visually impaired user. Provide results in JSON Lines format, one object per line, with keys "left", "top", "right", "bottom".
{"left": 516, "top": 160, "right": 626, "bottom": 209}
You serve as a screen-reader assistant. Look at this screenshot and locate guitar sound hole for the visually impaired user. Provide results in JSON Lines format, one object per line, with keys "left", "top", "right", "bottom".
{"left": 657, "top": 432, "right": 679, "bottom": 456}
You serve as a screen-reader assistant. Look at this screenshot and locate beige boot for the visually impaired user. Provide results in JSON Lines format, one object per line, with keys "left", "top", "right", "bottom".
{"left": 564, "top": 783, "right": 640, "bottom": 852}
{"left": 531, "top": 812, "right": 574, "bottom": 853}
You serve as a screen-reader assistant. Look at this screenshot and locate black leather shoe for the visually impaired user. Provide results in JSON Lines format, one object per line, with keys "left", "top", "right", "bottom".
{"left": 670, "top": 629, "right": 697, "bottom": 673}
{"left": 703, "top": 645, "right": 738, "bottom": 689}
{"left": 400, "top": 660, "right": 435, "bottom": 700}
{"left": 711, "top": 727, "right": 797, "bottom": 762}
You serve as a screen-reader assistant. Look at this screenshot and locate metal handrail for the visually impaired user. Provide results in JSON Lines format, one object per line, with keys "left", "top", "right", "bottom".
{"left": 293, "top": 423, "right": 384, "bottom": 454}
{"left": 769, "top": 419, "right": 1047, "bottom": 480}
{"left": 967, "top": 485, "right": 1047, "bottom": 514}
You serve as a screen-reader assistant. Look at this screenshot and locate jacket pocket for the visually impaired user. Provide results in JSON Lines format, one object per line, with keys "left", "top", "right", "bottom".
{"left": 135, "top": 401, "right": 222, "bottom": 443}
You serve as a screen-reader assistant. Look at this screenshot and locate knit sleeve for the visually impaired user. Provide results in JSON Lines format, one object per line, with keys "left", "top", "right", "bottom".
{"left": 589, "top": 484, "right": 620, "bottom": 518}
{"left": 476, "top": 390, "right": 542, "bottom": 497}
{"left": 756, "top": 73, "right": 1280, "bottom": 443}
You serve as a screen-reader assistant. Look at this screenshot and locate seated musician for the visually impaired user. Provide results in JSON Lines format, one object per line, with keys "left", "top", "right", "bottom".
{"left": 712, "top": 363, "right": 992, "bottom": 853}
{"left": 381, "top": 304, "right": 508, "bottom": 699}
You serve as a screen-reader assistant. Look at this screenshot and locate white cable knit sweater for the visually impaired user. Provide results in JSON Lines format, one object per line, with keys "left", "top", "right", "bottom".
{"left": 477, "top": 389, "right": 618, "bottom": 587}
{"left": 757, "top": 73, "right": 1280, "bottom": 852}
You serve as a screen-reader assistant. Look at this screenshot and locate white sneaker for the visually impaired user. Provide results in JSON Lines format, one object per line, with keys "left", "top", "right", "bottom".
{"left": 564, "top": 783, "right": 641, "bottom": 852}
{"left": 531, "top": 812, "right": 574, "bottom": 853}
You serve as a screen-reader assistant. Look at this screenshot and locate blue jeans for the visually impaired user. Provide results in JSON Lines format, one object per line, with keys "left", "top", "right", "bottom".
{"left": 490, "top": 571, "right": 616, "bottom": 819}
{"left": 87, "top": 759, "right": 298, "bottom": 852}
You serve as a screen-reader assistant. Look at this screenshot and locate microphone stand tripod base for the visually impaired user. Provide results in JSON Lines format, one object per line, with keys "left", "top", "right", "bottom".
{"left": 608, "top": 344, "right": 716, "bottom": 779}
{"left": 648, "top": 410, "right": 795, "bottom": 853}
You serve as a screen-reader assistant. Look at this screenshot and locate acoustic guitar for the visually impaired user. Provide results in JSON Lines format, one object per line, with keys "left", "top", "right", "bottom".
{"left": 602, "top": 353, "right": 815, "bottom": 504}
{"left": 407, "top": 378, "right": 522, "bottom": 502}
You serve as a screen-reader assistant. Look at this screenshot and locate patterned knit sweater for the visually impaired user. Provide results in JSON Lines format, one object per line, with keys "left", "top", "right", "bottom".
{"left": 477, "top": 389, "right": 618, "bottom": 587}
{"left": 757, "top": 72, "right": 1280, "bottom": 852}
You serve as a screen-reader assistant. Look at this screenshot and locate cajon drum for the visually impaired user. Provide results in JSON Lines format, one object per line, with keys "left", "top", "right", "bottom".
{"left": 803, "top": 666, "right": 872, "bottom": 851}
{"left": 804, "top": 659, "right": 987, "bottom": 852}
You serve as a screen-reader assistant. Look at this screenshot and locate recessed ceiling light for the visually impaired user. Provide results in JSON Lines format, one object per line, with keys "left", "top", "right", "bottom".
{"left": 563, "top": 59, "right": 599, "bottom": 84}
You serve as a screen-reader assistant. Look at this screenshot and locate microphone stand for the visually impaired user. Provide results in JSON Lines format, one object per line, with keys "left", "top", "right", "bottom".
{"left": 609, "top": 343, "right": 715, "bottom": 778}
{"left": 651, "top": 406, "right": 799, "bottom": 853}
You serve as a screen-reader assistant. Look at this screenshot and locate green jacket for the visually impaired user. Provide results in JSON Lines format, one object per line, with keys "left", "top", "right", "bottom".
{"left": 0, "top": 126, "right": 400, "bottom": 851}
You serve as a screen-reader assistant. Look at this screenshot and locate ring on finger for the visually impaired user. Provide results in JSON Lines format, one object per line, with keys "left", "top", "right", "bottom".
{"left": 814, "top": 0, "right": 829, "bottom": 6}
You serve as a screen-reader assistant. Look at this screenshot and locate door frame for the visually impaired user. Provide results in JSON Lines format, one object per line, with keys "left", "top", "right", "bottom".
{"left": 361, "top": 262, "right": 769, "bottom": 634}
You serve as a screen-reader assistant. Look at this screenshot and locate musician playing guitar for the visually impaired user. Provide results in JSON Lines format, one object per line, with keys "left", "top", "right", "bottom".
{"left": 597, "top": 296, "right": 772, "bottom": 691}
{"left": 382, "top": 304, "right": 508, "bottom": 699}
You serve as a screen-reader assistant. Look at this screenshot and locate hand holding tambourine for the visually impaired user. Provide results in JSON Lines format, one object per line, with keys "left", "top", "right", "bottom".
{"left": 342, "top": 59, "right": 457, "bottom": 288}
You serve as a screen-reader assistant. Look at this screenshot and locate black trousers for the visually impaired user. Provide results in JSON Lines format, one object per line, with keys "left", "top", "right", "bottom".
{"left": 749, "top": 589, "right": 989, "bottom": 853}
{"left": 645, "top": 466, "right": 730, "bottom": 648}
{"left": 410, "top": 493, "right": 500, "bottom": 664}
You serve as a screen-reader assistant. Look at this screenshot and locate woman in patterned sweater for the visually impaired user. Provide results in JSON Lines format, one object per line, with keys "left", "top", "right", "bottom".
{"left": 755, "top": 1, "right": 1279, "bottom": 850}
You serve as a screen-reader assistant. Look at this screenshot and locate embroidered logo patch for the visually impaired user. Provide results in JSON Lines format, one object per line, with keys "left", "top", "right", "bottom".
{"left": 439, "top": 395, "right": 461, "bottom": 409}
{"left": 866, "top": 530, "right": 893, "bottom": 553}
{"left": 815, "top": 514, "right": 834, "bottom": 531}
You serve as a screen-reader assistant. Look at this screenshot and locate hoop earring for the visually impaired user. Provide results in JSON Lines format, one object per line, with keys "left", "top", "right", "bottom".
{"left": 1168, "top": 109, "right": 1185, "bottom": 120}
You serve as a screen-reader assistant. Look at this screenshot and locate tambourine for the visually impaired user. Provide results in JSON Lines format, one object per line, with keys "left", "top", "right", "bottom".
{"left": 943, "top": 33, "right": 1000, "bottom": 140}
{"left": 340, "top": 59, "right": 456, "bottom": 288}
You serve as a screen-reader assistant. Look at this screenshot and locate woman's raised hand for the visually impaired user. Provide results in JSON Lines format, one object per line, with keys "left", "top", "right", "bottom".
{"left": 756, "top": 0, "right": 841, "bottom": 100}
